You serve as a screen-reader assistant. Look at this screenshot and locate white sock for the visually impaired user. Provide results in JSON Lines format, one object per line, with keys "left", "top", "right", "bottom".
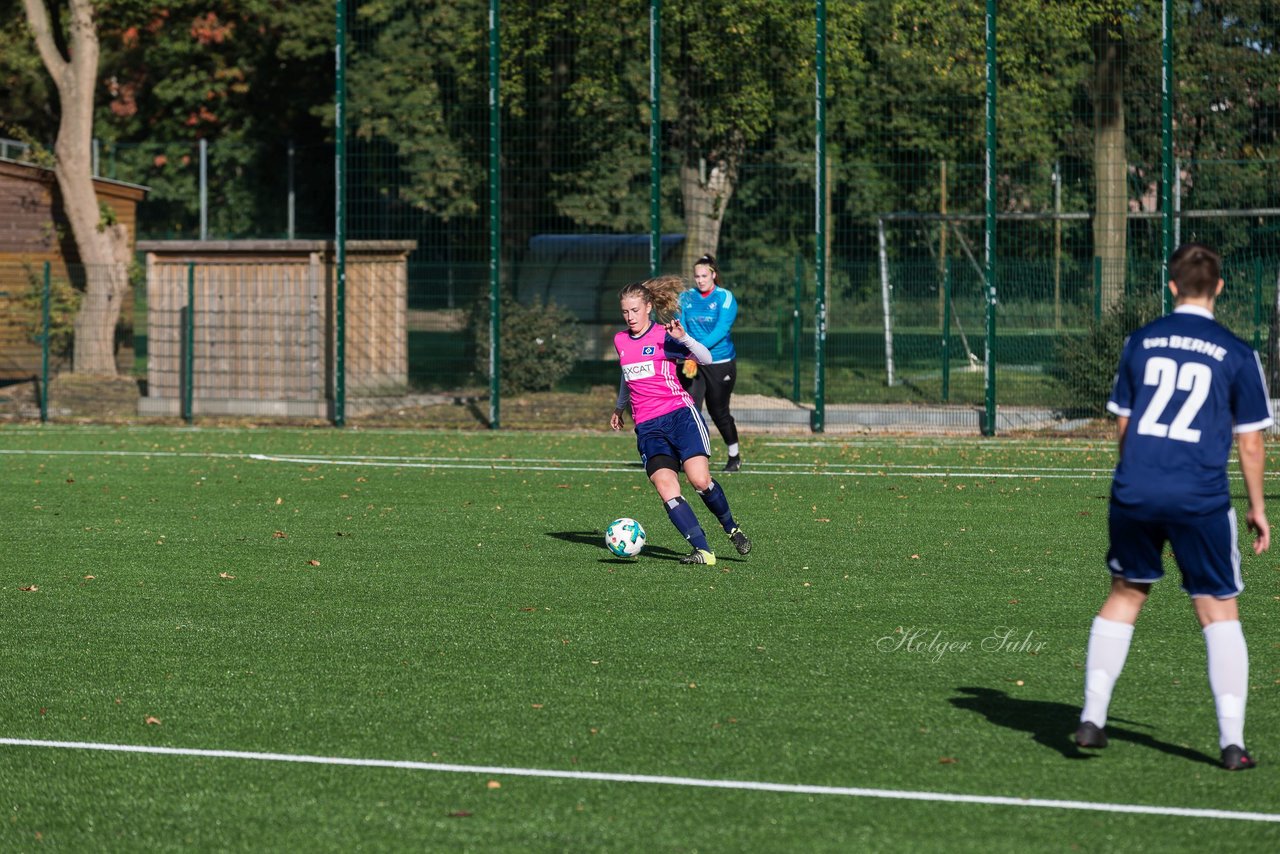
{"left": 728, "top": 443, "right": 740, "bottom": 457}
{"left": 1203, "top": 619, "right": 1248, "bottom": 749}
{"left": 1081, "top": 616, "right": 1135, "bottom": 728}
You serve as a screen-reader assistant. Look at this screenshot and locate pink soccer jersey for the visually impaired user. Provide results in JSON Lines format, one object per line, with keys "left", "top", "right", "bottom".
{"left": 614, "top": 322, "right": 695, "bottom": 425}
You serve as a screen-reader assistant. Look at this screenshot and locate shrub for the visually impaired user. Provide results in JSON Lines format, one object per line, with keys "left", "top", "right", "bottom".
{"left": 1052, "top": 294, "right": 1163, "bottom": 416}
{"left": 20, "top": 265, "right": 82, "bottom": 365}
{"left": 470, "top": 294, "right": 580, "bottom": 393}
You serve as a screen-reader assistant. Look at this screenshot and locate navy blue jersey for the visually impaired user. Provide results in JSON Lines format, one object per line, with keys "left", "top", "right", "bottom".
{"left": 1108, "top": 306, "right": 1272, "bottom": 517}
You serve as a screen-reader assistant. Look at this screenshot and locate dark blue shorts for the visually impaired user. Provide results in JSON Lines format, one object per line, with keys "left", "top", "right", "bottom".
{"left": 636, "top": 403, "right": 710, "bottom": 467}
{"left": 1106, "top": 501, "right": 1243, "bottom": 598}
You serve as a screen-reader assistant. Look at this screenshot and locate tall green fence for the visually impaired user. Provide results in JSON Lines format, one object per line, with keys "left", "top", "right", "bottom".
{"left": 5, "top": 2, "right": 1280, "bottom": 431}
{"left": 331, "top": 0, "right": 1280, "bottom": 432}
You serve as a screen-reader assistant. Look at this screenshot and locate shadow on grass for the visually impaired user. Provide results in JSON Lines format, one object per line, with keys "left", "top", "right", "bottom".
{"left": 545, "top": 530, "right": 687, "bottom": 563}
{"left": 950, "top": 686, "right": 1218, "bottom": 767}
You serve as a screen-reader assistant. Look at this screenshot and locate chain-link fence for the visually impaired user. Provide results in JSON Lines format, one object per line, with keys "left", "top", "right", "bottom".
{"left": 4, "top": 1, "right": 1278, "bottom": 430}
{"left": 334, "top": 0, "right": 1280, "bottom": 432}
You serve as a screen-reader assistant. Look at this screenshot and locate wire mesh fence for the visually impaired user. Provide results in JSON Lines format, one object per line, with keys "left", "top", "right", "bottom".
{"left": 3, "top": 1, "right": 1279, "bottom": 431}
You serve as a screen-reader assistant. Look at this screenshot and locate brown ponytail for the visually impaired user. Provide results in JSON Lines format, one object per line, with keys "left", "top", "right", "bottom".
{"left": 619, "top": 275, "right": 686, "bottom": 324}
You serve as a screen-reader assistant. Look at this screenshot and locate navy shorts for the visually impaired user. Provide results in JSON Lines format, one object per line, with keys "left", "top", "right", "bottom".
{"left": 1106, "top": 501, "right": 1243, "bottom": 598}
{"left": 636, "top": 403, "right": 710, "bottom": 467}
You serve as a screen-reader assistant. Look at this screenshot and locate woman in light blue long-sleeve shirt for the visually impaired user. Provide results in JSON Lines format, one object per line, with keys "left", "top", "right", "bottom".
{"left": 677, "top": 254, "right": 742, "bottom": 472}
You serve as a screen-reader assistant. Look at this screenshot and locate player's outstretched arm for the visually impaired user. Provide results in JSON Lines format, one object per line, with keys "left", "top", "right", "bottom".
{"left": 1237, "top": 429, "right": 1270, "bottom": 554}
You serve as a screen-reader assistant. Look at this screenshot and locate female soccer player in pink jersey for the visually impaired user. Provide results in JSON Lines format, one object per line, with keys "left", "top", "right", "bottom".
{"left": 609, "top": 276, "right": 751, "bottom": 565}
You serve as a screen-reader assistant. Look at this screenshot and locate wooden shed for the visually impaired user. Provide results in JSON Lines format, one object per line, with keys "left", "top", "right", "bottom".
{"left": 0, "top": 157, "right": 147, "bottom": 379}
{"left": 136, "top": 240, "right": 416, "bottom": 417}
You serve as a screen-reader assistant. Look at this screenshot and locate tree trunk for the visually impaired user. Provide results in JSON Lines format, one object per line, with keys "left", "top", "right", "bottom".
{"left": 1092, "top": 24, "right": 1127, "bottom": 312}
{"left": 679, "top": 157, "right": 735, "bottom": 278}
{"left": 23, "top": 0, "right": 131, "bottom": 375}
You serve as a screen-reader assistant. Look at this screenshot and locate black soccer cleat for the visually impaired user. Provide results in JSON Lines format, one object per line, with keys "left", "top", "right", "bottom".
{"left": 679, "top": 548, "right": 716, "bottom": 565}
{"left": 723, "top": 455, "right": 742, "bottom": 473}
{"left": 1221, "top": 745, "right": 1256, "bottom": 771}
{"left": 728, "top": 527, "right": 752, "bottom": 556}
{"left": 1075, "top": 721, "right": 1108, "bottom": 749}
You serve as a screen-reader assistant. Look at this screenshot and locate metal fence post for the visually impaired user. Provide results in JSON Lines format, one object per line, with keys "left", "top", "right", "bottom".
{"left": 488, "top": 0, "right": 502, "bottom": 429}
{"left": 982, "top": 0, "right": 998, "bottom": 437}
{"left": 334, "top": 0, "right": 348, "bottom": 427}
{"left": 1160, "top": 0, "right": 1174, "bottom": 314}
{"left": 792, "top": 252, "right": 802, "bottom": 403}
{"left": 40, "top": 261, "right": 50, "bottom": 423}
{"left": 649, "top": 0, "right": 662, "bottom": 278}
{"left": 183, "top": 262, "right": 195, "bottom": 424}
{"left": 1253, "top": 258, "right": 1263, "bottom": 352}
{"left": 1094, "top": 256, "right": 1103, "bottom": 321}
{"left": 942, "top": 257, "right": 951, "bottom": 404}
{"left": 812, "top": 0, "right": 827, "bottom": 433}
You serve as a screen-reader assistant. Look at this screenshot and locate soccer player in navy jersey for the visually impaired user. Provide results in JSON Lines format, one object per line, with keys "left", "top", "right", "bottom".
{"left": 1076, "top": 243, "right": 1272, "bottom": 771}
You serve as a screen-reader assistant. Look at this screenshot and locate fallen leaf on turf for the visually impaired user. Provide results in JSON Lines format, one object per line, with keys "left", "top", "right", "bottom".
{"left": 939, "top": 757, "right": 957, "bottom": 764}
{"left": 275, "top": 497, "right": 283, "bottom": 505}
{"left": 486, "top": 780, "right": 501, "bottom": 789}
{"left": 308, "top": 559, "right": 320, "bottom": 567}
{"left": 83, "top": 575, "right": 94, "bottom": 580}
{"left": 910, "top": 554, "right": 920, "bottom": 559}
{"left": 219, "top": 572, "right": 235, "bottom": 579}
{"left": 273, "top": 531, "right": 287, "bottom": 539}
{"left": 531, "top": 703, "right": 543, "bottom": 709}
{"left": 145, "top": 716, "right": 161, "bottom": 725}
{"left": 19, "top": 586, "right": 38, "bottom": 592}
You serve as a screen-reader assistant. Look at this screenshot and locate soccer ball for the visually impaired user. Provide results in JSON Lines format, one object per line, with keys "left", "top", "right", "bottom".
{"left": 605, "top": 518, "right": 646, "bottom": 557}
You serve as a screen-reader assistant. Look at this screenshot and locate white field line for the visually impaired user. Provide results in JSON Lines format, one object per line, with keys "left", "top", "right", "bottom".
{"left": 761, "top": 440, "right": 1112, "bottom": 453}
{"left": 0, "top": 446, "right": 1116, "bottom": 478}
{"left": 1, "top": 738, "right": 1276, "bottom": 824}
{"left": 2, "top": 445, "right": 1270, "bottom": 479}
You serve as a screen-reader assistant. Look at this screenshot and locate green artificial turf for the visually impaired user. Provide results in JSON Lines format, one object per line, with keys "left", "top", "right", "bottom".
{"left": 0, "top": 426, "right": 1277, "bottom": 851}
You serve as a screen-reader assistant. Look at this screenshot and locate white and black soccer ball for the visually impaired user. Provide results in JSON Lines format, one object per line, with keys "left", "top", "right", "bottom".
{"left": 605, "top": 517, "right": 646, "bottom": 557}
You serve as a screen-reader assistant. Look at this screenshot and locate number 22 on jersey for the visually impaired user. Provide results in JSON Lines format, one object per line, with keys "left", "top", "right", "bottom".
{"left": 1136, "top": 356, "right": 1212, "bottom": 443}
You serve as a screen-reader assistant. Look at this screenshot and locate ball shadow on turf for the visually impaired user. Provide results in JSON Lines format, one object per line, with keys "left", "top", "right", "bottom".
{"left": 950, "top": 686, "right": 1219, "bottom": 767}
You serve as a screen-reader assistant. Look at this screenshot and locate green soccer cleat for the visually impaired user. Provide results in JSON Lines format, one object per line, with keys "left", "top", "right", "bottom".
{"left": 728, "top": 527, "right": 752, "bottom": 555}
{"left": 679, "top": 548, "right": 716, "bottom": 565}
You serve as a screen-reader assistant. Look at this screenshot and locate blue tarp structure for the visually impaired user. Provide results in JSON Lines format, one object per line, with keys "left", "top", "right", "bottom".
{"left": 516, "top": 234, "right": 685, "bottom": 322}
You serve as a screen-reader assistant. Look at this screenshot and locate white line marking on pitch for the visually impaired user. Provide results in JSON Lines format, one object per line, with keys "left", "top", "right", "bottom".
{"left": 1, "top": 446, "right": 1265, "bottom": 480}
{"left": 0, "top": 447, "right": 1114, "bottom": 478}
{"left": 1, "top": 738, "right": 1275, "bottom": 824}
